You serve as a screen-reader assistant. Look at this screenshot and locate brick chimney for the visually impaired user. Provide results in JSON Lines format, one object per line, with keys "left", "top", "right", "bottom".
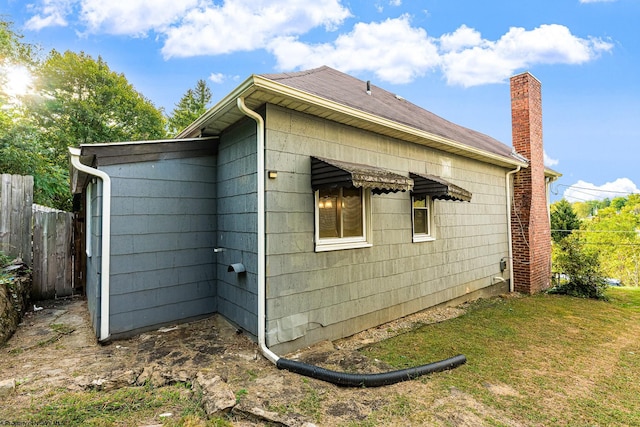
{"left": 510, "top": 72, "right": 551, "bottom": 294}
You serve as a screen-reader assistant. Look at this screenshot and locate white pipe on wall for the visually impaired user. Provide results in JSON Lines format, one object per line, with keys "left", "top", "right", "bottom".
{"left": 505, "top": 166, "right": 521, "bottom": 293}
{"left": 236, "top": 98, "right": 279, "bottom": 364}
{"left": 69, "top": 147, "right": 112, "bottom": 342}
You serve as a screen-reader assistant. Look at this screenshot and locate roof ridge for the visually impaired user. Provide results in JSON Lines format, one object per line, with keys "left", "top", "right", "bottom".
{"left": 260, "top": 65, "right": 331, "bottom": 80}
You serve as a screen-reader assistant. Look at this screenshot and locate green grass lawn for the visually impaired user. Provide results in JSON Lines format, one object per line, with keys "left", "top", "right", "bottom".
{"left": 19, "top": 382, "right": 227, "bottom": 427}
{"left": 5, "top": 288, "right": 639, "bottom": 426}
{"left": 360, "top": 287, "right": 640, "bottom": 426}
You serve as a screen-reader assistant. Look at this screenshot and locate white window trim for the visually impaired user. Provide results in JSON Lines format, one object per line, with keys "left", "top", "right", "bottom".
{"left": 314, "top": 188, "right": 372, "bottom": 252}
{"left": 412, "top": 194, "right": 436, "bottom": 243}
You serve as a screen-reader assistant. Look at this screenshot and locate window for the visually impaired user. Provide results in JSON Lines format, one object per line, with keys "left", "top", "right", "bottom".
{"left": 412, "top": 195, "right": 434, "bottom": 242}
{"left": 315, "top": 187, "right": 372, "bottom": 251}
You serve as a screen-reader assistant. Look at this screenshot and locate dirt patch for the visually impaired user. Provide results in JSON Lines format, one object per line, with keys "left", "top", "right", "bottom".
{"left": 433, "top": 387, "right": 527, "bottom": 427}
{"left": 333, "top": 306, "right": 465, "bottom": 352}
{"left": 0, "top": 297, "right": 492, "bottom": 426}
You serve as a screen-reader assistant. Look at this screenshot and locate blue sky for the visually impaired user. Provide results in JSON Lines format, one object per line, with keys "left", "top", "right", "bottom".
{"left": 3, "top": 0, "right": 639, "bottom": 202}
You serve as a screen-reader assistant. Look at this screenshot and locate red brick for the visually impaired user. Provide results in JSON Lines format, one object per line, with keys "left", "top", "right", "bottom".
{"left": 510, "top": 72, "right": 551, "bottom": 294}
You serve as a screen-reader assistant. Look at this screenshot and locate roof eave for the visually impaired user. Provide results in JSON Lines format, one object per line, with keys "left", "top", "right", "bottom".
{"left": 176, "top": 74, "right": 258, "bottom": 139}
{"left": 545, "top": 167, "right": 562, "bottom": 180}
{"left": 179, "top": 74, "right": 529, "bottom": 169}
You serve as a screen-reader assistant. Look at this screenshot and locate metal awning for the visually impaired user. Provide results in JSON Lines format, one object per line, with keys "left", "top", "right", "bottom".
{"left": 410, "top": 172, "right": 472, "bottom": 202}
{"left": 311, "top": 156, "right": 413, "bottom": 194}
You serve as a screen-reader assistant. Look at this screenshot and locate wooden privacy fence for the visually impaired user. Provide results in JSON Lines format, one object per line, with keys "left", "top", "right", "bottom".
{"left": 0, "top": 174, "right": 33, "bottom": 265}
{"left": 32, "top": 204, "right": 75, "bottom": 300}
{"left": 0, "top": 174, "right": 75, "bottom": 300}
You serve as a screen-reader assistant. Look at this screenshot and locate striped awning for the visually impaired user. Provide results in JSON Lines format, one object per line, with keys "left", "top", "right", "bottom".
{"left": 311, "top": 156, "right": 413, "bottom": 194}
{"left": 410, "top": 172, "right": 472, "bottom": 202}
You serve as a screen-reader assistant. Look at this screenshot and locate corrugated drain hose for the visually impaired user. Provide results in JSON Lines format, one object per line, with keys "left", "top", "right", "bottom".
{"left": 276, "top": 354, "right": 466, "bottom": 387}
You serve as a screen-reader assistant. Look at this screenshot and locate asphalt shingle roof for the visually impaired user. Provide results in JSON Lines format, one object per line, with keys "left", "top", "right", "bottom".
{"left": 260, "top": 66, "right": 514, "bottom": 160}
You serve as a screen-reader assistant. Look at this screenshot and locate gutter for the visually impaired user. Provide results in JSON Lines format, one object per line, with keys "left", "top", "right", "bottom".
{"left": 178, "top": 76, "right": 256, "bottom": 139}
{"left": 69, "top": 147, "right": 111, "bottom": 342}
{"left": 505, "top": 165, "right": 522, "bottom": 293}
{"left": 250, "top": 76, "right": 527, "bottom": 169}
{"left": 236, "top": 98, "right": 466, "bottom": 386}
{"left": 179, "top": 74, "right": 528, "bottom": 170}
{"left": 236, "top": 98, "right": 279, "bottom": 364}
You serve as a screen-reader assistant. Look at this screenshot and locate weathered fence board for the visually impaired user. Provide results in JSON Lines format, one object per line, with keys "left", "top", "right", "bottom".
{"left": 32, "top": 205, "right": 75, "bottom": 300}
{"left": 0, "top": 174, "right": 33, "bottom": 265}
{"left": 1, "top": 175, "right": 75, "bottom": 300}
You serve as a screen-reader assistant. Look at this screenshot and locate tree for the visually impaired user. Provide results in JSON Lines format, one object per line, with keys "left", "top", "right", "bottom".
{"left": 2, "top": 42, "right": 168, "bottom": 210}
{"left": 550, "top": 199, "right": 581, "bottom": 243}
{"left": 167, "top": 79, "right": 212, "bottom": 136}
{"left": 582, "top": 195, "right": 640, "bottom": 287}
{"left": 0, "top": 20, "right": 69, "bottom": 207}
{"left": 1, "top": 19, "right": 37, "bottom": 97}
{"left": 1, "top": 19, "right": 36, "bottom": 127}
{"left": 24, "top": 50, "right": 167, "bottom": 165}
{"left": 0, "top": 118, "right": 71, "bottom": 209}
{"left": 611, "top": 196, "right": 627, "bottom": 212}
{"left": 551, "top": 234, "right": 607, "bottom": 299}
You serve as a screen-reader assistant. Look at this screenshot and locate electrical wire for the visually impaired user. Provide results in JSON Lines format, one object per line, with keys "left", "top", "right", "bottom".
{"left": 555, "top": 183, "right": 639, "bottom": 195}
{"left": 552, "top": 182, "right": 640, "bottom": 199}
{"left": 551, "top": 229, "right": 640, "bottom": 234}
{"left": 510, "top": 187, "right": 531, "bottom": 265}
{"left": 580, "top": 242, "right": 640, "bottom": 247}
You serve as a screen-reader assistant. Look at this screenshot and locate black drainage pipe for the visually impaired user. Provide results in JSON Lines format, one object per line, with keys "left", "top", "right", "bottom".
{"left": 276, "top": 354, "right": 466, "bottom": 387}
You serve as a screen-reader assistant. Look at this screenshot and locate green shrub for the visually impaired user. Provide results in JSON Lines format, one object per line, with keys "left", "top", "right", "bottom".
{"left": 550, "top": 235, "right": 608, "bottom": 299}
{"left": 0, "top": 251, "right": 12, "bottom": 268}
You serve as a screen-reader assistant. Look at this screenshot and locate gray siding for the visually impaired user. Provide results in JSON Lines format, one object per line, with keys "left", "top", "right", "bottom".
{"left": 103, "top": 156, "right": 217, "bottom": 337}
{"left": 214, "top": 119, "right": 259, "bottom": 336}
{"left": 85, "top": 180, "right": 101, "bottom": 337}
{"left": 263, "top": 104, "right": 511, "bottom": 353}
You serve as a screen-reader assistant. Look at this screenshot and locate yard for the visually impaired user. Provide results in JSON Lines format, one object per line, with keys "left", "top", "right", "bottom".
{"left": 1, "top": 287, "right": 639, "bottom": 426}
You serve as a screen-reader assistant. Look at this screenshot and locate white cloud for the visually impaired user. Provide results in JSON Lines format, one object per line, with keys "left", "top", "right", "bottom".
{"left": 579, "top": 0, "right": 616, "bottom": 3}
{"left": 269, "top": 21, "right": 612, "bottom": 86}
{"left": 439, "top": 25, "right": 485, "bottom": 53}
{"left": 563, "top": 178, "right": 639, "bottom": 202}
{"left": 25, "top": 0, "right": 196, "bottom": 34}
{"left": 78, "top": 0, "right": 198, "bottom": 36}
{"left": 23, "top": 1, "right": 614, "bottom": 88}
{"left": 268, "top": 15, "right": 441, "bottom": 84}
{"left": 209, "top": 73, "right": 225, "bottom": 84}
{"left": 25, "top": 0, "right": 75, "bottom": 30}
{"left": 544, "top": 150, "right": 559, "bottom": 168}
{"left": 24, "top": 0, "right": 351, "bottom": 50}
{"left": 161, "top": 0, "right": 351, "bottom": 58}
{"left": 439, "top": 24, "right": 613, "bottom": 87}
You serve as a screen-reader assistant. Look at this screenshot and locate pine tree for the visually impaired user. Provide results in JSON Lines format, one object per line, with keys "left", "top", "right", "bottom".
{"left": 167, "top": 79, "right": 212, "bottom": 136}
{"left": 550, "top": 199, "right": 581, "bottom": 243}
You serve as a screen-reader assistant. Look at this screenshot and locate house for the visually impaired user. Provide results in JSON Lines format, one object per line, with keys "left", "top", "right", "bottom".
{"left": 69, "top": 66, "right": 560, "bottom": 356}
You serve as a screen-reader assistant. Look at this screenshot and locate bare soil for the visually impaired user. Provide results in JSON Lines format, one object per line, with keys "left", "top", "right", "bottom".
{"left": 0, "top": 297, "right": 509, "bottom": 426}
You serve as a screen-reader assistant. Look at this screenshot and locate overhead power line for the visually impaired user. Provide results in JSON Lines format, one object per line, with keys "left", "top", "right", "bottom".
{"left": 551, "top": 229, "right": 640, "bottom": 234}
{"left": 554, "top": 183, "right": 640, "bottom": 197}
{"left": 581, "top": 242, "right": 640, "bottom": 247}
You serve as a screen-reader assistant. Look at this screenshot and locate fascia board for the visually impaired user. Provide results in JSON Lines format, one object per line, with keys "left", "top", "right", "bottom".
{"left": 178, "top": 74, "right": 528, "bottom": 169}
{"left": 176, "top": 75, "right": 257, "bottom": 139}
{"left": 251, "top": 76, "right": 527, "bottom": 169}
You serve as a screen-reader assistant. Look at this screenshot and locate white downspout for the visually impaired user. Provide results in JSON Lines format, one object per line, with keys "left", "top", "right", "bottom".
{"left": 69, "top": 147, "right": 111, "bottom": 342}
{"left": 505, "top": 166, "right": 521, "bottom": 293}
{"left": 236, "top": 98, "right": 280, "bottom": 364}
